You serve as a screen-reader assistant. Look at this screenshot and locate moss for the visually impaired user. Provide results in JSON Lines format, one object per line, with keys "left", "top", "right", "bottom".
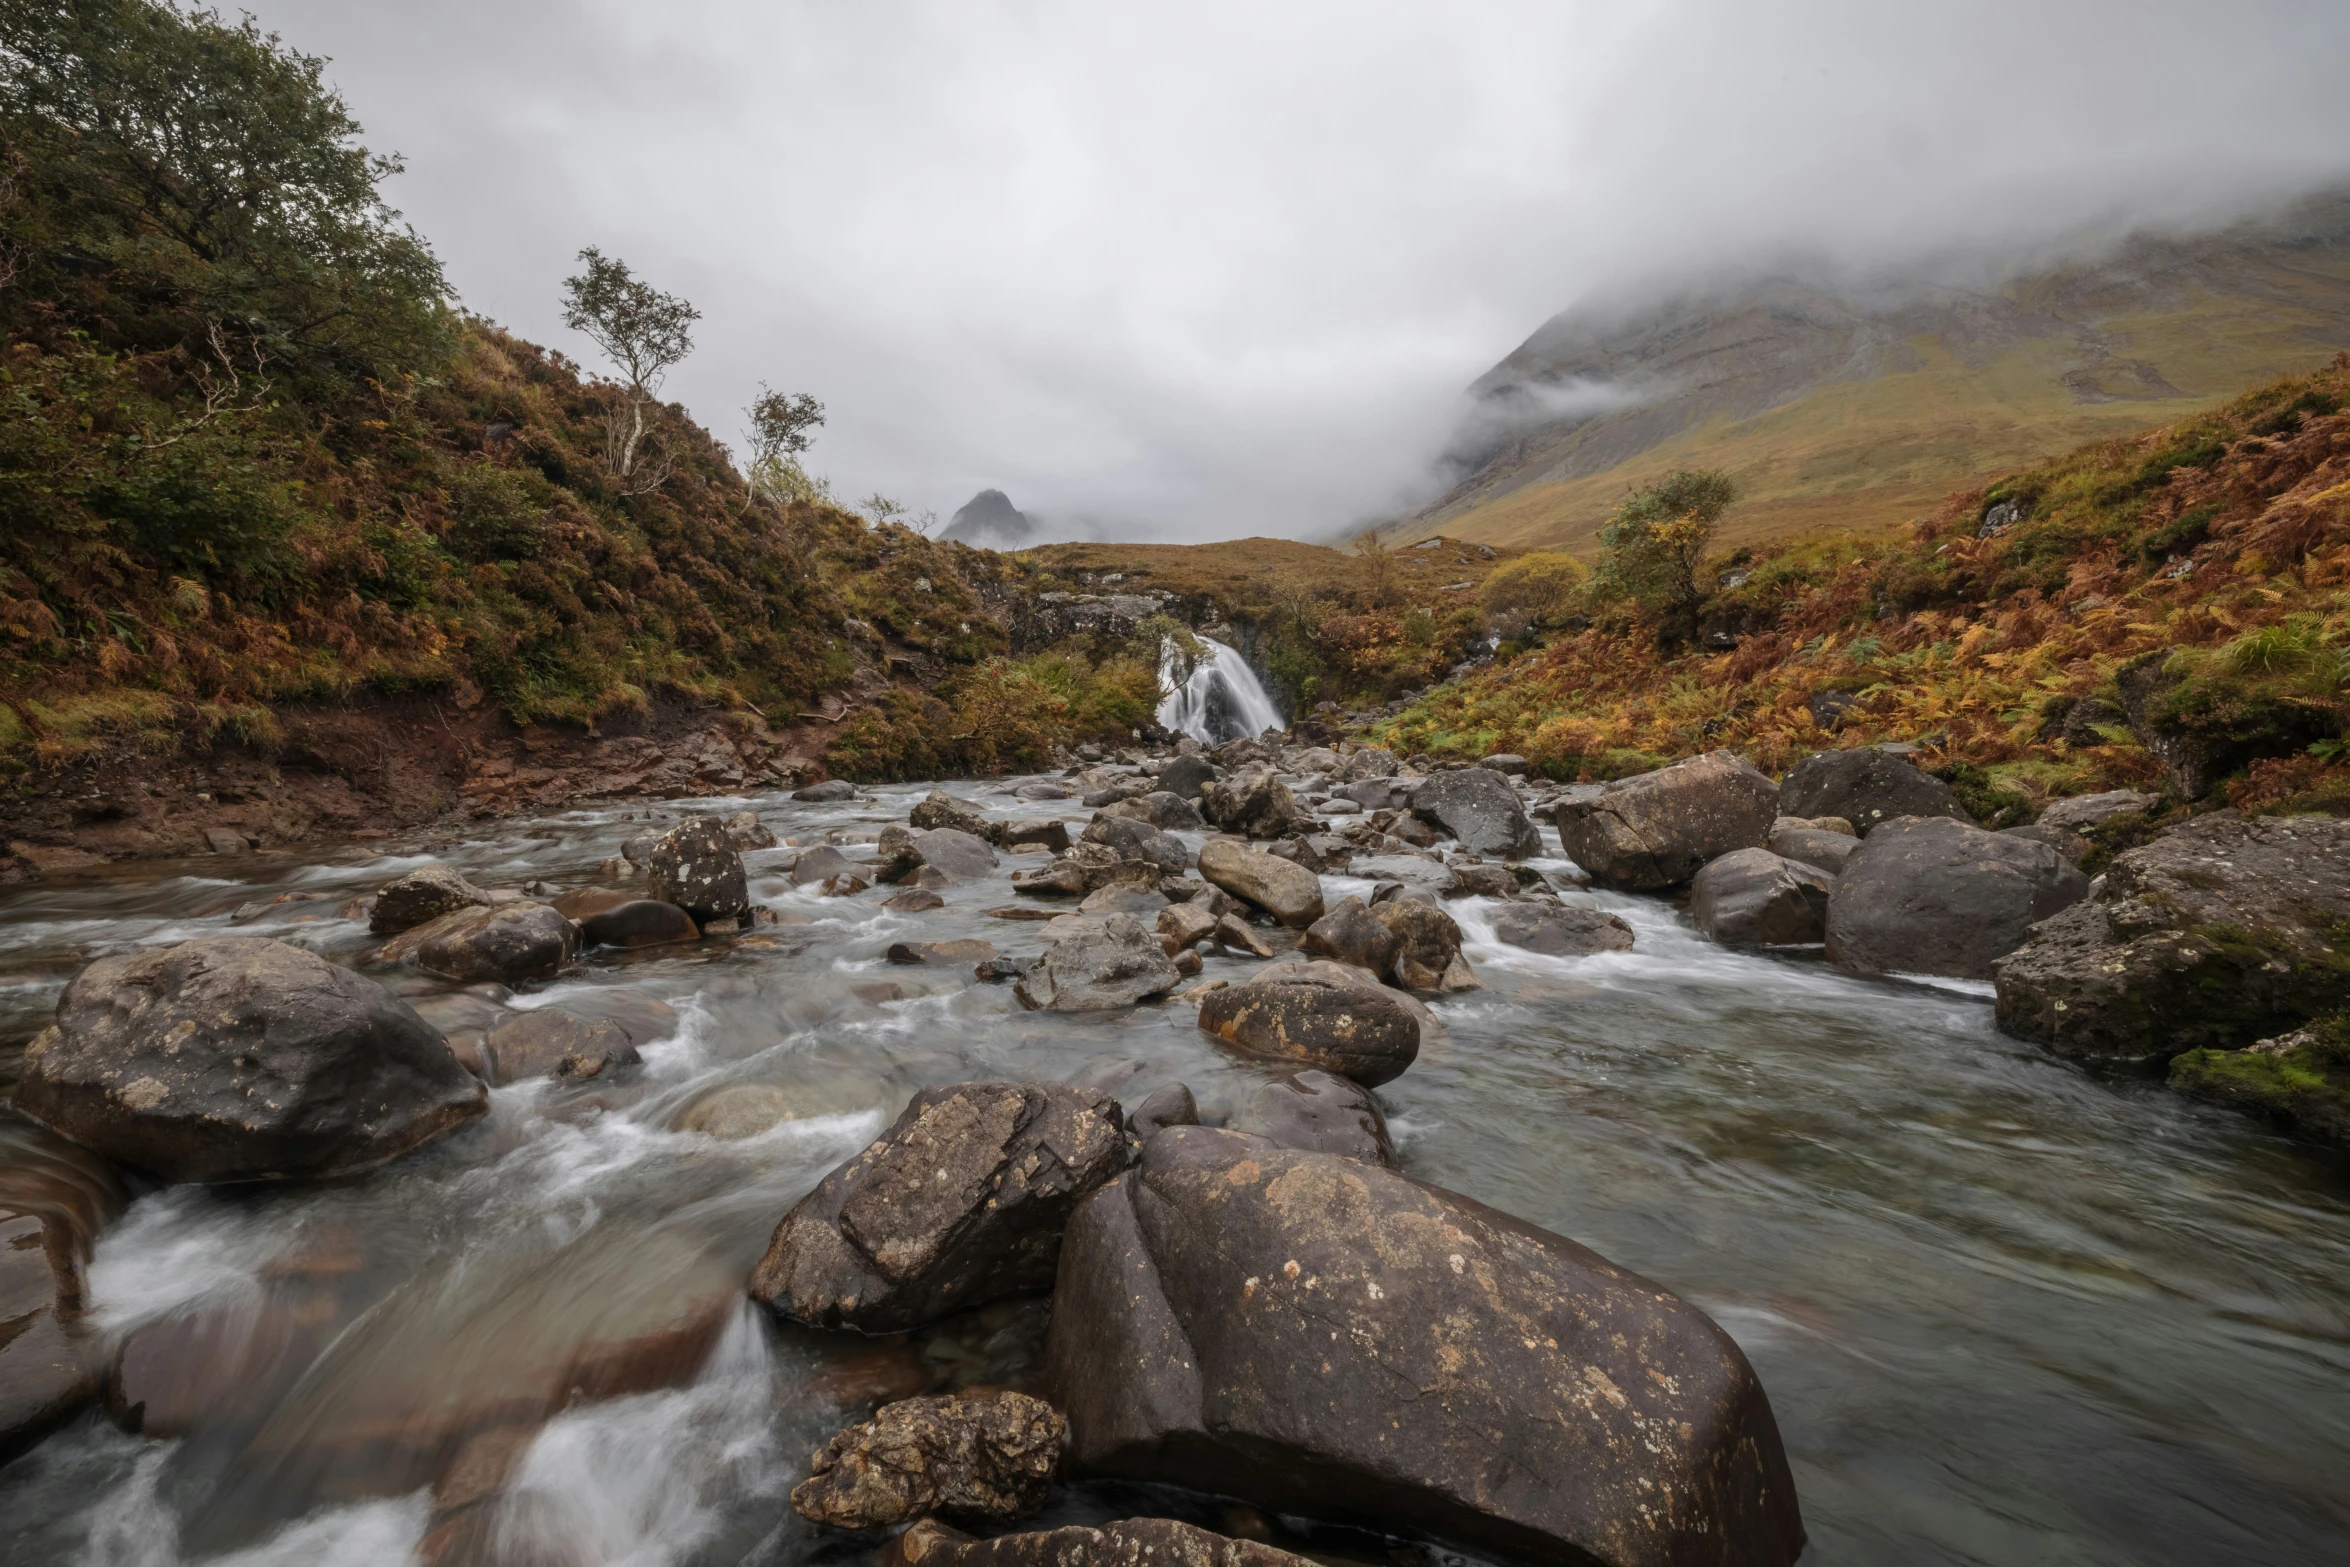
{"left": 2170, "top": 1015, "right": 2350, "bottom": 1143}
{"left": 1936, "top": 759, "right": 2036, "bottom": 828}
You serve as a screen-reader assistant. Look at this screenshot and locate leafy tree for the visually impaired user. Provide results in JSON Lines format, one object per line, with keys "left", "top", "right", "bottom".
{"left": 559, "top": 246, "right": 697, "bottom": 480}
{"left": 1481, "top": 549, "right": 1589, "bottom": 635}
{"left": 1592, "top": 468, "right": 1736, "bottom": 628}
{"left": 741, "top": 383, "right": 824, "bottom": 509}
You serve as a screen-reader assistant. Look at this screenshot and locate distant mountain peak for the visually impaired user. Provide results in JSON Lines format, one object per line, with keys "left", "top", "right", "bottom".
{"left": 941, "top": 489, "right": 1035, "bottom": 548}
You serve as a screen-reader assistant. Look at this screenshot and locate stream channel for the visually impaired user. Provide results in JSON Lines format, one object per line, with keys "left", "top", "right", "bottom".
{"left": 0, "top": 777, "right": 2345, "bottom": 1566}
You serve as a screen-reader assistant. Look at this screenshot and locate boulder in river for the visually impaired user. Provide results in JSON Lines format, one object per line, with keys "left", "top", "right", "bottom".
{"left": 1692, "top": 847, "right": 1835, "bottom": 947}
{"left": 1779, "top": 747, "right": 1970, "bottom": 836}
{"left": 1154, "top": 754, "right": 1218, "bottom": 800}
{"left": 792, "top": 1391, "right": 1066, "bottom": 1528}
{"left": 1486, "top": 901, "right": 1635, "bottom": 956}
{"left": 1124, "top": 1083, "right": 1199, "bottom": 1140}
{"left": 481, "top": 1009, "right": 640, "bottom": 1085}
{"left": 1082, "top": 815, "right": 1192, "bottom": 874}
{"left": 794, "top": 778, "right": 859, "bottom": 802}
{"left": 999, "top": 820, "right": 1072, "bottom": 854}
{"left": 1300, "top": 895, "right": 1399, "bottom": 974}
{"left": 551, "top": 888, "right": 700, "bottom": 949}
{"left": 1199, "top": 764, "right": 1316, "bottom": 840}
{"left": 723, "top": 810, "right": 779, "bottom": 850}
{"left": 15, "top": 937, "right": 486, "bottom": 1183}
{"left": 647, "top": 816, "right": 753, "bottom": 922}
{"left": 1043, "top": 1129, "right": 1806, "bottom": 1567}
{"left": 1765, "top": 817, "right": 1860, "bottom": 875}
{"left": 1550, "top": 749, "right": 1778, "bottom": 890}
{"left": 791, "top": 844, "right": 860, "bottom": 885}
{"left": 383, "top": 902, "right": 578, "bottom": 985}
{"left": 1408, "top": 767, "right": 1542, "bottom": 859}
{"left": 1828, "top": 816, "right": 2087, "bottom": 979}
{"left": 1227, "top": 1069, "right": 1394, "bottom": 1165}
{"left": 909, "top": 828, "right": 1001, "bottom": 882}
{"left": 368, "top": 866, "right": 491, "bottom": 935}
{"left": 750, "top": 1081, "right": 1129, "bottom": 1332}
{"left": 0, "top": 1115, "right": 130, "bottom": 1462}
{"left": 1014, "top": 914, "right": 1181, "bottom": 1011}
{"left": 880, "top": 1518, "right": 1312, "bottom": 1567}
{"left": 2167, "top": 1023, "right": 2350, "bottom": 1143}
{"left": 911, "top": 791, "right": 1000, "bottom": 844}
{"left": 1197, "top": 971, "right": 1420, "bottom": 1087}
{"left": 1197, "top": 840, "right": 1323, "bottom": 929}
{"left": 1372, "top": 897, "right": 1477, "bottom": 991}
{"left": 1994, "top": 813, "right": 2350, "bottom": 1061}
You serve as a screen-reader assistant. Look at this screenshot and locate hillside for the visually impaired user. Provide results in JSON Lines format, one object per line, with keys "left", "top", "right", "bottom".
{"left": 1411, "top": 196, "right": 2350, "bottom": 553}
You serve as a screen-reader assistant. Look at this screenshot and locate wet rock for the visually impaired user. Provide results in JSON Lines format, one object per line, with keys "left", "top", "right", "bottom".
{"left": 791, "top": 846, "right": 860, "bottom": 885}
{"left": 975, "top": 954, "right": 1042, "bottom": 984}
{"left": 881, "top": 1517, "right": 1313, "bottom": 1567}
{"left": 1197, "top": 840, "right": 1323, "bottom": 929}
{"left": 1012, "top": 844, "right": 1159, "bottom": 899}
{"left": 1409, "top": 767, "right": 1542, "bottom": 859}
{"left": 1779, "top": 747, "right": 1970, "bottom": 836}
{"left": 1828, "top": 817, "right": 2088, "bottom": 979}
{"left": 911, "top": 791, "right": 1000, "bottom": 843}
{"left": 481, "top": 1009, "right": 640, "bottom": 1085}
{"left": 750, "top": 1081, "right": 1129, "bottom": 1332}
{"left": 1078, "top": 884, "right": 1165, "bottom": 915}
{"left": 1133, "top": 790, "right": 1208, "bottom": 831}
{"left": 1044, "top": 1130, "right": 1806, "bottom": 1567}
{"left": 671, "top": 1083, "right": 799, "bottom": 1139}
{"left": 1197, "top": 973, "right": 1420, "bottom": 1087}
{"left": 1994, "top": 813, "right": 2350, "bottom": 1061}
{"left": 724, "top": 810, "right": 779, "bottom": 850}
{"left": 1083, "top": 814, "right": 1192, "bottom": 873}
{"left": 1444, "top": 863, "right": 1517, "bottom": 899}
{"left": 795, "top": 779, "right": 859, "bottom": 802}
{"left": 0, "top": 1115, "right": 129, "bottom": 1461}
{"left": 1014, "top": 914, "right": 1181, "bottom": 1011}
{"left": 1250, "top": 959, "right": 1445, "bottom": 1042}
{"left": 368, "top": 866, "right": 492, "bottom": 935}
{"left": 1155, "top": 901, "right": 1221, "bottom": 949}
{"left": 16, "top": 937, "right": 486, "bottom": 1183}
{"left": 1348, "top": 853, "right": 1458, "bottom": 897}
{"left": 384, "top": 902, "right": 578, "bottom": 985}
{"left": 885, "top": 888, "right": 947, "bottom": 912}
{"left": 1300, "top": 896, "right": 1399, "bottom": 974}
{"left": 1692, "top": 848, "right": 1835, "bottom": 947}
{"left": 647, "top": 817, "right": 753, "bottom": 922}
{"left": 1125, "top": 1084, "right": 1199, "bottom": 1139}
{"left": 1228, "top": 1069, "right": 1393, "bottom": 1164}
{"left": 912, "top": 828, "right": 1001, "bottom": 882}
{"left": 2035, "top": 790, "right": 2159, "bottom": 836}
{"left": 1372, "top": 898, "right": 1477, "bottom": 991}
{"left": 1766, "top": 818, "right": 1860, "bottom": 875}
{"left": 821, "top": 873, "right": 872, "bottom": 898}
{"left": 1210, "top": 914, "right": 1276, "bottom": 959}
{"left": 1551, "top": 750, "right": 1778, "bottom": 890}
{"left": 1154, "top": 754, "right": 1218, "bottom": 799}
{"left": 890, "top": 939, "right": 1000, "bottom": 966}
{"left": 1199, "top": 764, "right": 1316, "bottom": 840}
{"left": 551, "top": 889, "right": 700, "bottom": 949}
{"left": 792, "top": 1391, "right": 1066, "bottom": 1528}
{"left": 999, "top": 820, "right": 1072, "bottom": 854}
{"left": 1487, "top": 901, "right": 1635, "bottom": 956}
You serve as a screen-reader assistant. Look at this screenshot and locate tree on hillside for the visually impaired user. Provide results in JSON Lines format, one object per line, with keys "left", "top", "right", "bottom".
{"left": 1592, "top": 468, "right": 1736, "bottom": 634}
{"left": 560, "top": 246, "right": 697, "bottom": 483}
{"left": 741, "top": 384, "right": 825, "bottom": 510}
{"left": 1354, "top": 523, "right": 1398, "bottom": 606}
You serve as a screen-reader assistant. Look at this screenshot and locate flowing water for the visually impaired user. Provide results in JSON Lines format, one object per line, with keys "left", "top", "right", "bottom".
{"left": 1156, "top": 637, "right": 1286, "bottom": 744}
{"left": 1, "top": 779, "right": 2347, "bottom": 1566}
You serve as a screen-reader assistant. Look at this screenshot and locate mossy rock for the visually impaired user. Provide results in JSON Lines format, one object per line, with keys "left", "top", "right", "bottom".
{"left": 2170, "top": 1017, "right": 2350, "bottom": 1144}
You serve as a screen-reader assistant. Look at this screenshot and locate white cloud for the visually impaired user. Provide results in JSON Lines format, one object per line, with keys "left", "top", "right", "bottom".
{"left": 253, "top": 0, "right": 2350, "bottom": 540}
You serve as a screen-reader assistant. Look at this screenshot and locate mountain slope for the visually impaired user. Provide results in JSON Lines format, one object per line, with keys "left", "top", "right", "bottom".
{"left": 1412, "top": 196, "right": 2350, "bottom": 552}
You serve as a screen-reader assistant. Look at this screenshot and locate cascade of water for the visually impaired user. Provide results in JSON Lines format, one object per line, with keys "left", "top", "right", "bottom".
{"left": 1155, "top": 635, "right": 1285, "bottom": 743}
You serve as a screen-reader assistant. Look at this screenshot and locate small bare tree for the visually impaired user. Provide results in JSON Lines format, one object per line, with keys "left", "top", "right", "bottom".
{"left": 1354, "top": 523, "right": 1398, "bottom": 606}
{"left": 560, "top": 247, "right": 698, "bottom": 482}
{"left": 862, "top": 493, "right": 907, "bottom": 527}
{"left": 741, "top": 385, "right": 825, "bottom": 511}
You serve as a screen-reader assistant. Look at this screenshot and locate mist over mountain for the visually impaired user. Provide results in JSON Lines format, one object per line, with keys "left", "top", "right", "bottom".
{"left": 1405, "top": 193, "right": 2350, "bottom": 551}
{"left": 940, "top": 489, "right": 1036, "bottom": 548}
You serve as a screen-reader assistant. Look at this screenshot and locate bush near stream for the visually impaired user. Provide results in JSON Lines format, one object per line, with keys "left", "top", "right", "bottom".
{"left": 1379, "top": 355, "right": 2350, "bottom": 814}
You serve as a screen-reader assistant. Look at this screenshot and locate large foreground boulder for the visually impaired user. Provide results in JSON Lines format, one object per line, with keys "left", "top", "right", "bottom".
{"left": 1014, "top": 915, "right": 1182, "bottom": 1011}
{"left": 1197, "top": 973, "right": 1419, "bottom": 1087}
{"left": 15, "top": 938, "right": 487, "bottom": 1183}
{"left": 1197, "top": 840, "right": 1323, "bottom": 928}
{"left": 647, "top": 816, "right": 753, "bottom": 922}
{"left": 794, "top": 1392, "right": 1066, "bottom": 1529}
{"left": 1551, "top": 751, "right": 1778, "bottom": 891}
{"left": 1409, "top": 768, "right": 1542, "bottom": 859}
{"left": 750, "top": 1082, "right": 1129, "bottom": 1332}
{"left": 1692, "top": 848, "right": 1834, "bottom": 947}
{"left": 1044, "top": 1130, "right": 1806, "bottom": 1567}
{"left": 1779, "top": 748, "right": 1969, "bottom": 835}
{"left": 883, "top": 1519, "right": 1311, "bottom": 1567}
{"left": 381, "top": 901, "right": 577, "bottom": 984}
{"left": 368, "top": 866, "right": 491, "bottom": 935}
{"left": 0, "top": 1115, "right": 130, "bottom": 1462}
{"left": 1827, "top": 817, "right": 2087, "bottom": 979}
{"left": 1994, "top": 813, "right": 2350, "bottom": 1061}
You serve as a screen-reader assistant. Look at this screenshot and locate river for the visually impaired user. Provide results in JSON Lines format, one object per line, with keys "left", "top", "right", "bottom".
{"left": 0, "top": 777, "right": 2345, "bottom": 1566}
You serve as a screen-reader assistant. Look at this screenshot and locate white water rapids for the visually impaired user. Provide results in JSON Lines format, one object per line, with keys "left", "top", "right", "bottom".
{"left": 1155, "top": 635, "right": 1285, "bottom": 744}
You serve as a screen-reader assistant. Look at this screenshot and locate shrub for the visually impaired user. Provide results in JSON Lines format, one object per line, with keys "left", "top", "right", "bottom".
{"left": 1481, "top": 550, "right": 1589, "bottom": 632}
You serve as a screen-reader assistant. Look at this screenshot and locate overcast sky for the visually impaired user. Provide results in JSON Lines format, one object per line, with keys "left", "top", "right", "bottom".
{"left": 252, "top": 0, "right": 2350, "bottom": 541}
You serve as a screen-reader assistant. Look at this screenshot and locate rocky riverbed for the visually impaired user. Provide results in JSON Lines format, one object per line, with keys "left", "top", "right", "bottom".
{"left": 0, "top": 743, "right": 2347, "bottom": 1566}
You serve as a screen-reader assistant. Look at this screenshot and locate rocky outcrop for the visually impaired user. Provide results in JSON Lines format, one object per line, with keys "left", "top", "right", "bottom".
{"left": 1043, "top": 1129, "right": 1806, "bottom": 1567}
{"left": 16, "top": 937, "right": 486, "bottom": 1183}
{"left": 1691, "top": 848, "right": 1835, "bottom": 946}
{"left": 0, "top": 1115, "right": 130, "bottom": 1462}
{"left": 1197, "top": 840, "right": 1323, "bottom": 929}
{"left": 1014, "top": 915, "right": 1182, "bottom": 1011}
{"left": 1199, "top": 765, "right": 1315, "bottom": 840}
{"left": 1551, "top": 750, "right": 1778, "bottom": 890}
{"left": 1197, "top": 973, "right": 1420, "bottom": 1087}
{"left": 793, "top": 1392, "right": 1066, "bottom": 1529}
{"left": 1372, "top": 897, "right": 1477, "bottom": 991}
{"left": 368, "top": 866, "right": 492, "bottom": 935}
{"left": 647, "top": 817, "right": 753, "bottom": 922}
{"left": 881, "top": 1518, "right": 1313, "bottom": 1567}
{"left": 1228, "top": 1069, "right": 1394, "bottom": 1164}
{"left": 750, "top": 1082, "right": 1128, "bottom": 1333}
{"left": 1778, "top": 747, "right": 1969, "bottom": 835}
{"left": 1409, "top": 767, "right": 1542, "bottom": 859}
{"left": 382, "top": 902, "right": 578, "bottom": 984}
{"left": 1994, "top": 813, "right": 2350, "bottom": 1060}
{"left": 1487, "top": 902, "right": 1635, "bottom": 956}
{"left": 1827, "top": 817, "right": 2087, "bottom": 979}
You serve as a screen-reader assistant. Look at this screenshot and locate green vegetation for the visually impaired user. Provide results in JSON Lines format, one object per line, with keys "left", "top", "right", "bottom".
{"left": 2170, "top": 1014, "right": 2350, "bottom": 1144}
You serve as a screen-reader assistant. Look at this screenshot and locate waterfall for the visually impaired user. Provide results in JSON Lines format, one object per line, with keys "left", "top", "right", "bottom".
{"left": 1156, "top": 635, "right": 1286, "bottom": 744}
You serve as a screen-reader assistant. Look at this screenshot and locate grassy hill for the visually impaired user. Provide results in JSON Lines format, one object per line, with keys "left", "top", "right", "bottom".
{"left": 1412, "top": 198, "right": 2350, "bottom": 554}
